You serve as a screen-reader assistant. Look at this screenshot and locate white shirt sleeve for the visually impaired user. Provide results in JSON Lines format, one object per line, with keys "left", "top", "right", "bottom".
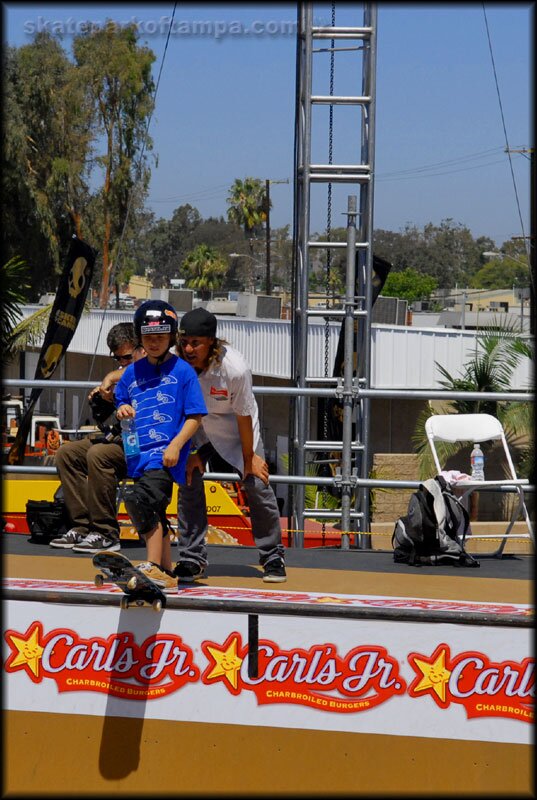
{"left": 227, "top": 359, "right": 257, "bottom": 418}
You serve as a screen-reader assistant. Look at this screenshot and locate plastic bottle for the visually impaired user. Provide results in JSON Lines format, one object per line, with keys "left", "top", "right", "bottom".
{"left": 470, "top": 442, "right": 485, "bottom": 481}
{"left": 121, "top": 417, "right": 140, "bottom": 457}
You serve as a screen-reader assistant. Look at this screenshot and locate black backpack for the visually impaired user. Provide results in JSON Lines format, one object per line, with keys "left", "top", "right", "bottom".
{"left": 26, "top": 485, "right": 70, "bottom": 544}
{"left": 392, "top": 475, "right": 479, "bottom": 567}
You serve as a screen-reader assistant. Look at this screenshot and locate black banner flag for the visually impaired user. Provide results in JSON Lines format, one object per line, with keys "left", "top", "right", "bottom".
{"left": 321, "top": 253, "right": 392, "bottom": 451}
{"left": 8, "top": 236, "right": 96, "bottom": 465}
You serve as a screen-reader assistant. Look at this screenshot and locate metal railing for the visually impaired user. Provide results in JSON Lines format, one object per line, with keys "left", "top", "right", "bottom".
{"left": 3, "top": 377, "right": 534, "bottom": 548}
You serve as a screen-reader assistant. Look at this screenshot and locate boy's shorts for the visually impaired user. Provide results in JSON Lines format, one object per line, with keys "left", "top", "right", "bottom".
{"left": 130, "top": 468, "right": 173, "bottom": 537}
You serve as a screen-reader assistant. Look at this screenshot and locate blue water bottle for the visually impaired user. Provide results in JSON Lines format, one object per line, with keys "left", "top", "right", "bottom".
{"left": 121, "top": 417, "right": 140, "bottom": 457}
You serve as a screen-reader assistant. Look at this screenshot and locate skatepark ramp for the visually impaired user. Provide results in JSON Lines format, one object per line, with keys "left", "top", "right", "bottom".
{"left": 4, "top": 574, "right": 533, "bottom": 795}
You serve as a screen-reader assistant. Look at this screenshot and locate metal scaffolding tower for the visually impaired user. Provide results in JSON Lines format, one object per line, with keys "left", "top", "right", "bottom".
{"left": 290, "top": 3, "right": 378, "bottom": 547}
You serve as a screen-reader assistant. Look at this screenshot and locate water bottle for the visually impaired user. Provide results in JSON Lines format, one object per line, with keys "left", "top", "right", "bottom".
{"left": 470, "top": 442, "right": 485, "bottom": 481}
{"left": 121, "top": 417, "right": 140, "bottom": 457}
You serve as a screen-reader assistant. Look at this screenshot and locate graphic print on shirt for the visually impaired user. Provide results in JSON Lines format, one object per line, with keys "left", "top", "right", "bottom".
{"left": 210, "top": 386, "right": 229, "bottom": 401}
{"left": 115, "top": 355, "right": 207, "bottom": 483}
{"left": 127, "top": 378, "right": 176, "bottom": 445}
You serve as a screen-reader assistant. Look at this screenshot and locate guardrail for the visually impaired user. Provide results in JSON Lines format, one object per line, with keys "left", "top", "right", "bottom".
{"left": 4, "top": 584, "right": 531, "bottom": 627}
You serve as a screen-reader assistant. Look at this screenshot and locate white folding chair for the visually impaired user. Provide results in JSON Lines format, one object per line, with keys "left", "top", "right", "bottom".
{"left": 425, "top": 413, "right": 533, "bottom": 557}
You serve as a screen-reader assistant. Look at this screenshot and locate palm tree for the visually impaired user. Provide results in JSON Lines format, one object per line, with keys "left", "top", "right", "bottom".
{"left": 412, "top": 320, "right": 533, "bottom": 479}
{"left": 1, "top": 256, "right": 94, "bottom": 374}
{"left": 227, "top": 178, "right": 272, "bottom": 292}
{"left": 226, "top": 177, "right": 269, "bottom": 238}
{"left": 280, "top": 453, "right": 341, "bottom": 521}
{"left": 181, "top": 244, "right": 228, "bottom": 300}
{"left": 0, "top": 257, "right": 31, "bottom": 370}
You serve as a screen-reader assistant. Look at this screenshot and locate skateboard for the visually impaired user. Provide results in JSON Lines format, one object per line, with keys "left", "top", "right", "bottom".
{"left": 92, "top": 551, "right": 167, "bottom": 611}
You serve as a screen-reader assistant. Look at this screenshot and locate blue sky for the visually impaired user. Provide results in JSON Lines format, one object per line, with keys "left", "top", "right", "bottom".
{"left": 3, "top": 3, "right": 533, "bottom": 247}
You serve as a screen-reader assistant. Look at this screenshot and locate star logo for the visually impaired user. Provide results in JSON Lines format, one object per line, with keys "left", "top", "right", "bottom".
{"left": 315, "top": 596, "right": 352, "bottom": 605}
{"left": 408, "top": 644, "right": 452, "bottom": 707}
{"left": 5, "top": 622, "right": 45, "bottom": 682}
{"left": 202, "top": 633, "right": 244, "bottom": 692}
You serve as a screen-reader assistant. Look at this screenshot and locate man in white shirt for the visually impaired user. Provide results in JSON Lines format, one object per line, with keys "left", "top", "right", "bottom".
{"left": 175, "top": 307, "right": 286, "bottom": 583}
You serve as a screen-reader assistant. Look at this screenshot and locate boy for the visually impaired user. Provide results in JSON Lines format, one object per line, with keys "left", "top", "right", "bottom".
{"left": 175, "top": 307, "right": 286, "bottom": 583}
{"left": 50, "top": 322, "right": 144, "bottom": 553}
{"left": 114, "top": 300, "right": 207, "bottom": 590}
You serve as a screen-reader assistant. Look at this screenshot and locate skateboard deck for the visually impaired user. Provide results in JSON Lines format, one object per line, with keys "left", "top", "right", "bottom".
{"left": 92, "top": 551, "right": 167, "bottom": 610}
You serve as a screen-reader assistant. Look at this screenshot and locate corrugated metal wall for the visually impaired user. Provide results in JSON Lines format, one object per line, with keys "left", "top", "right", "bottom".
{"left": 17, "top": 307, "right": 532, "bottom": 389}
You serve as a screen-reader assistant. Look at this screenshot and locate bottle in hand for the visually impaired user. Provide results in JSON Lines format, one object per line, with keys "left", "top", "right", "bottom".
{"left": 121, "top": 417, "right": 140, "bottom": 457}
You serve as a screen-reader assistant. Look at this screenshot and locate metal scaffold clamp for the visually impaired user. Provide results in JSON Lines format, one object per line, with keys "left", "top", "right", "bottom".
{"left": 334, "top": 378, "right": 360, "bottom": 401}
{"left": 333, "top": 466, "right": 359, "bottom": 489}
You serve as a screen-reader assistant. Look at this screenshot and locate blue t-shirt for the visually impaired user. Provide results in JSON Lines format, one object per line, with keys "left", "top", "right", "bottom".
{"left": 115, "top": 354, "right": 207, "bottom": 483}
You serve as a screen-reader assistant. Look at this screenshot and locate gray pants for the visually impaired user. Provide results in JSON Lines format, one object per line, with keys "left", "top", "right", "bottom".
{"left": 176, "top": 469, "right": 285, "bottom": 569}
{"left": 55, "top": 436, "right": 126, "bottom": 542}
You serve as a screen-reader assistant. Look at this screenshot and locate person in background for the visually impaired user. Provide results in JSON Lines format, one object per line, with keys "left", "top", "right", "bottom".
{"left": 114, "top": 300, "right": 207, "bottom": 591}
{"left": 175, "top": 307, "right": 286, "bottom": 584}
{"left": 50, "top": 323, "right": 144, "bottom": 553}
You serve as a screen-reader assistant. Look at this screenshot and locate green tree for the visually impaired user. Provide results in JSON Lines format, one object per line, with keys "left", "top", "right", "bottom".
{"left": 73, "top": 22, "right": 155, "bottom": 308}
{"left": 187, "top": 217, "right": 247, "bottom": 290}
{"left": 269, "top": 225, "right": 293, "bottom": 292}
{"left": 226, "top": 178, "right": 269, "bottom": 266}
{"left": 372, "top": 221, "right": 495, "bottom": 291}
{"left": 120, "top": 207, "right": 157, "bottom": 279}
{"left": 280, "top": 453, "right": 341, "bottom": 521}
{"left": 181, "top": 244, "right": 228, "bottom": 299}
{"left": 373, "top": 225, "right": 423, "bottom": 272}
{"left": 2, "top": 34, "right": 92, "bottom": 298}
{"left": 470, "top": 258, "right": 529, "bottom": 290}
{"left": 188, "top": 216, "right": 244, "bottom": 253}
{"left": 138, "top": 204, "right": 203, "bottom": 288}
{"left": 308, "top": 226, "right": 346, "bottom": 300}
{"left": 383, "top": 268, "right": 438, "bottom": 302}
{"left": 0, "top": 257, "right": 31, "bottom": 369}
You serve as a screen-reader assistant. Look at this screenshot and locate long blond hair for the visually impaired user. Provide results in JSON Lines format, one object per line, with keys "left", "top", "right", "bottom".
{"left": 176, "top": 336, "right": 229, "bottom": 369}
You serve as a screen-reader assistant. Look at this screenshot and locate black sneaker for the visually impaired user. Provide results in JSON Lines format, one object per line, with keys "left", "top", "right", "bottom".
{"left": 263, "top": 558, "right": 287, "bottom": 583}
{"left": 50, "top": 529, "right": 86, "bottom": 549}
{"left": 72, "top": 532, "right": 120, "bottom": 554}
{"left": 174, "top": 561, "right": 205, "bottom": 583}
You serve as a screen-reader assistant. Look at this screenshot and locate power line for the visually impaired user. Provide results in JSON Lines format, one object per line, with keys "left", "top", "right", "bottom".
{"left": 150, "top": 147, "right": 523, "bottom": 198}
{"left": 481, "top": 3, "right": 529, "bottom": 265}
{"left": 377, "top": 146, "right": 505, "bottom": 179}
{"left": 151, "top": 183, "right": 231, "bottom": 203}
{"left": 377, "top": 154, "right": 520, "bottom": 183}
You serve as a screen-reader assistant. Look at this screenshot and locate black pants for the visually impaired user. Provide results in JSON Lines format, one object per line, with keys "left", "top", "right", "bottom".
{"left": 127, "top": 469, "right": 173, "bottom": 538}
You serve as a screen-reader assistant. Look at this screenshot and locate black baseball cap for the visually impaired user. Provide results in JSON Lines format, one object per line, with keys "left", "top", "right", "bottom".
{"left": 179, "top": 307, "right": 217, "bottom": 338}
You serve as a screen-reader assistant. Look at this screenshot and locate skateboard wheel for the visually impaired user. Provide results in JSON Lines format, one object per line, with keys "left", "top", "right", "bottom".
{"left": 152, "top": 599, "right": 162, "bottom": 612}
{"left": 127, "top": 576, "right": 138, "bottom": 591}
{"left": 120, "top": 596, "right": 129, "bottom": 610}
{"left": 94, "top": 574, "right": 104, "bottom": 588}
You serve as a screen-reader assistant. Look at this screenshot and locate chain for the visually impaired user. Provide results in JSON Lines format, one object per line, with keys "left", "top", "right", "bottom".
{"left": 324, "top": 1, "right": 336, "bottom": 386}
{"left": 321, "top": 2, "right": 336, "bottom": 545}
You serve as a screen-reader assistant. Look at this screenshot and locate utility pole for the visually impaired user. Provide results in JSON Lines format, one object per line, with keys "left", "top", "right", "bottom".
{"left": 265, "top": 179, "right": 271, "bottom": 295}
{"left": 264, "top": 178, "right": 289, "bottom": 295}
{"left": 507, "top": 147, "right": 535, "bottom": 334}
